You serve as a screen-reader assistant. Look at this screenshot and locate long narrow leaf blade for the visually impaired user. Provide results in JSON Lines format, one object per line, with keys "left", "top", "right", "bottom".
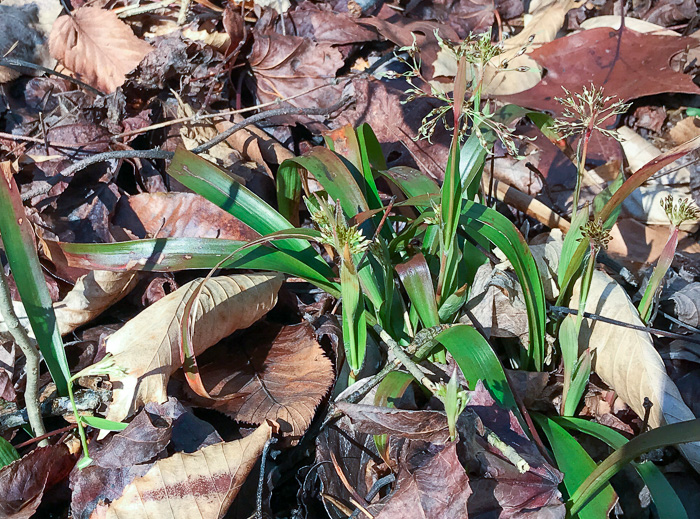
{"left": 554, "top": 416, "right": 688, "bottom": 519}
{"left": 0, "top": 163, "right": 70, "bottom": 395}
{"left": 570, "top": 418, "right": 700, "bottom": 515}
{"left": 396, "top": 253, "right": 440, "bottom": 328}
{"left": 534, "top": 414, "right": 616, "bottom": 519}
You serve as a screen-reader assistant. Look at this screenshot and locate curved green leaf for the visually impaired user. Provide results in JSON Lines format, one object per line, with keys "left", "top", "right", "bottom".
{"left": 554, "top": 417, "right": 688, "bottom": 519}
{"left": 534, "top": 414, "right": 616, "bottom": 519}
{"left": 0, "top": 167, "right": 70, "bottom": 395}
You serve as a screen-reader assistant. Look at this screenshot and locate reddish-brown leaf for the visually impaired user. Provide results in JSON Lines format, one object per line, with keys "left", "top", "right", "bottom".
{"left": 49, "top": 6, "right": 153, "bottom": 94}
{"left": 0, "top": 444, "right": 76, "bottom": 519}
{"left": 502, "top": 27, "right": 700, "bottom": 114}
{"left": 186, "top": 322, "right": 334, "bottom": 438}
{"left": 110, "top": 192, "right": 259, "bottom": 242}
{"left": 376, "top": 442, "right": 471, "bottom": 519}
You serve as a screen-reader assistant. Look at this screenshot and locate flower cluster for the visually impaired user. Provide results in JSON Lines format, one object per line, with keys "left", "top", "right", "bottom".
{"left": 309, "top": 196, "right": 370, "bottom": 256}
{"left": 661, "top": 195, "right": 700, "bottom": 228}
{"left": 551, "top": 84, "right": 630, "bottom": 141}
{"left": 580, "top": 217, "right": 612, "bottom": 250}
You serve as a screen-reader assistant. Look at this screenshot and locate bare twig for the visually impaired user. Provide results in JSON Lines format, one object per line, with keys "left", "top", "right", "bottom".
{"left": 549, "top": 306, "right": 700, "bottom": 345}
{"left": 40, "top": 98, "right": 352, "bottom": 201}
{"left": 0, "top": 58, "right": 104, "bottom": 96}
{"left": 0, "top": 268, "right": 46, "bottom": 444}
{"left": 0, "top": 388, "right": 112, "bottom": 433}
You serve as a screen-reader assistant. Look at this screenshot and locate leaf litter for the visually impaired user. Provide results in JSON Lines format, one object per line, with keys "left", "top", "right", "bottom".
{"left": 1, "top": 0, "right": 700, "bottom": 517}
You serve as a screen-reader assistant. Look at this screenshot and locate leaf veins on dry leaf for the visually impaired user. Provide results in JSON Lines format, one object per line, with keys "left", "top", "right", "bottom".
{"left": 184, "top": 321, "right": 335, "bottom": 438}
{"left": 49, "top": 6, "right": 153, "bottom": 94}
{"left": 102, "top": 272, "right": 283, "bottom": 425}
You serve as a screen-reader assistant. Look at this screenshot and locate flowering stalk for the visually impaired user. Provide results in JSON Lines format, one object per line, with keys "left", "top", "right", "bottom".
{"left": 551, "top": 85, "right": 630, "bottom": 217}
{"left": 638, "top": 196, "right": 700, "bottom": 324}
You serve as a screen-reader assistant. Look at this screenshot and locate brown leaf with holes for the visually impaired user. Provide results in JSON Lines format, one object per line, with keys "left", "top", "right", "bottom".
{"left": 99, "top": 420, "right": 275, "bottom": 519}
{"left": 49, "top": 6, "right": 152, "bottom": 94}
{"left": 186, "top": 322, "right": 334, "bottom": 438}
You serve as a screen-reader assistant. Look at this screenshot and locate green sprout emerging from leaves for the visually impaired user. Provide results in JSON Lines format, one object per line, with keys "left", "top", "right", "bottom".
{"left": 436, "top": 366, "right": 470, "bottom": 441}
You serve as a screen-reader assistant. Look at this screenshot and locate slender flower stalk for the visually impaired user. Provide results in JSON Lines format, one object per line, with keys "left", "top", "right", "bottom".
{"left": 638, "top": 196, "right": 700, "bottom": 323}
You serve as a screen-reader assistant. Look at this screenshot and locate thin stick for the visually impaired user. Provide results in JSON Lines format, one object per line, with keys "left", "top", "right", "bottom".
{"left": 26, "top": 98, "right": 352, "bottom": 201}
{"left": 0, "top": 58, "right": 104, "bottom": 96}
{"left": 0, "top": 268, "right": 46, "bottom": 444}
{"left": 549, "top": 306, "right": 700, "bottom": 345}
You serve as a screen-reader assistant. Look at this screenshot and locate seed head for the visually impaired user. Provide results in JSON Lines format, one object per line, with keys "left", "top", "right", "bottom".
{"left": 661, "top": 195, "right": 700, "bottom": 228}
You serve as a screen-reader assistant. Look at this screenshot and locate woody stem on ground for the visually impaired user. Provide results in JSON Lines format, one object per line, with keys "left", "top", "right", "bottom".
{"left": 0, "top": 267, "right": 47, "bottom": 445}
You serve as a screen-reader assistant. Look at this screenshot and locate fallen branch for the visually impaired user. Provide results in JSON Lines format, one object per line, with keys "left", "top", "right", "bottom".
{"left": 0, "top": 388, "right": 112, "bottom": 433}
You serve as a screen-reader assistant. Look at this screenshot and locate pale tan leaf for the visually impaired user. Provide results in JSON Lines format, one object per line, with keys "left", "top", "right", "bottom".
{"left": 187, "top": 322, "right": 334, "bottom": 438}
{"left": 571, "top": 270, "right": 700, "bottom": 472}
{"left": 49, "top": 6, "right": 153, "bottom": 94}
{"left": 103, "top": 273, "right": 283, "bottom": 424}
{"left": 54, "top": 270, "right": 139, "bottom": 335}
{"left": 0, "top": 271, "right": 137, "bottom": 339}
{"left": 100, "top": 420, "right": 275, "bottom": 519}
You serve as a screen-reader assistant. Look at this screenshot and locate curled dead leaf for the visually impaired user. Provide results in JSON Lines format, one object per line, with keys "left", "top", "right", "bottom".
{"left": 49, "top": 6, "right": 153, "bottom": 94}
{"left": 103, "top": 272, "right": 283, "bottom": 424}
{"left": 572, "top": 270, "right": 700, "bottom": 472}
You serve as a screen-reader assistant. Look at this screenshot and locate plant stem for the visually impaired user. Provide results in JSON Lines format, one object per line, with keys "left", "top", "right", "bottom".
{"left": 638, "top": 226, "right": 677, "bottom": 324}
{"left": 572, "top": 129, "right": 592, "bottom": 218}
{"left": 0, "top": 268, "right": 47, "bottom": 445}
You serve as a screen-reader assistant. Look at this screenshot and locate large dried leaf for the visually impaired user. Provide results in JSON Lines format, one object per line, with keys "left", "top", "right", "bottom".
{"left": 248, "top": 31, "right": 345, "bottom": 109}
{"left": 503, "top": 27, "right": 700, "bottom": 113}
{"left": 0, "top": 444, "right": 75, "bottom": 519}
{"left": 111, "top": 192, "right": 259, "bottom": 242}
{"left": 71, "top": 399, "right": 223, "bottom": 519}
{"left": 99, "top": 420, "right": 274, "bottom": 519}
{"left": 185, "top": 322, "right": 334, "bottom": 438}
{"left": 0, "top": 271, "right": 138, "bottom": 337}
{"left": 375, "top": 442, "right": 471, "bottom": 519}
{"left": 54, "top": 270, "right": 139, "bottom": 335}
{"left": 571, "top": 270, "right": 700, "bottom": 472}
{"left": 103, "top": 273, "right": 283, "bottom": 423}
{"left": 49, "top": 6, "right": 153, "bottom": 94}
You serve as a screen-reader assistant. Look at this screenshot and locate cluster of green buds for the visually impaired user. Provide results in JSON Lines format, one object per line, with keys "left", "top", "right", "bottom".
{"left": 580, "top": 217, "right": 613, "bottom": 251}
{"left": 308, "top": 196, "right": 370, "bottom": 257}
{"left": 638, "top": 196, "right": 700, "bottom": 323}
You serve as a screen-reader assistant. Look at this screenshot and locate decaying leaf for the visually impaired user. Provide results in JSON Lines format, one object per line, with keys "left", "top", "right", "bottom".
{"left": 0, "top": 271, "right": 138, "bottom": 338}
{"left": 572, "top": 270, "right": 700, "bottom": 472}
{"left": 0, "top": 444, "right": 75, "bottom": 519}
{"left": 49, "top": 6, "right": 153, "bottom": 94}
{"left": 375, "top": 441, "right": 471, "bottom": 519}
{"left": 502, "top": 27, "right": 700, "bottom": 113}
{"left": 100, "top": 420, "right": 275, "bottom": 519}
{"left": 185, "top": 322, "right": 334, "bottom": 438}
{"left": 103, "top": 273, "right": 283, "bottom": 424}
{"left": 668, "top": 283, "right": 700, "bottom": 328}
{"left": 54, "top": 271, "right": 139, "bottom": 335}
{"left": 111, "top": 192, "right": 259, "bottom": 242}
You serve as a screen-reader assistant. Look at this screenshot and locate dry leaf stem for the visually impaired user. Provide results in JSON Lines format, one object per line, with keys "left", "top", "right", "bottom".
{"left": 0, "top": 267, "right": 46, "bottom": 444}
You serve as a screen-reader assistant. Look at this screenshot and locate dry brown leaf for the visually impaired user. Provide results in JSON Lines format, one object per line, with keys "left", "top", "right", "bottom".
{"left": 54, "top": 271, "right": 139, "bottom": 335}
{"left": 99, "top": 420, "right": 275, "bottom": 519}
{"left": 571, "top": 270, "right": 700, "bottom": 472}
{"left": 49, "top": 6, "right": 153, "bottom": 94}
{"left": 103, "top": 273, "right": 283, "bottom": 424}
{"left": 187, "top": 322, "right": 334, "bottom": 438}
{"left": 1, "top": 271, "right": 138, "bottom": 338}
